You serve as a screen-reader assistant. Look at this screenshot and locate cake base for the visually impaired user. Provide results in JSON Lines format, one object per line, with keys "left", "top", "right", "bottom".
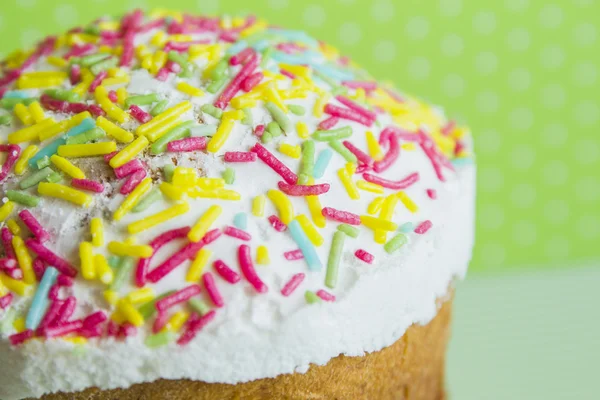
{"left": 38, "top": 299, "right": 452, "bottom": 400}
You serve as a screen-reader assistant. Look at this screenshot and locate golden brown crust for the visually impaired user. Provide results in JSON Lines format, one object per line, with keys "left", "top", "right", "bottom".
{"left": 37, "top": 299, "right": 452, "bottom": 400}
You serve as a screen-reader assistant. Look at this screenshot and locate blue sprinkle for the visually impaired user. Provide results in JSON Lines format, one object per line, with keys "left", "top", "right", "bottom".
{"left": 25, "top": 267, "right": 59, "bottom": 331}
{"left": 288, "top": 220, "right": 322, "bottom": 271}
{"left": 313, "top": 149, "right": 333, "bottom": 179}
{"left": 3, "top": 91, "right": 30, "bottom": 99}
{"left": 451, "top": 157, "right": 474, "bottom": 167}
{"left": 314, "top": 64, "right": 354, "bottom": 82}
{"left": 251, "top": 39, "right": 270, "bottom": 52}
{"left": 226, "top": 40, "right": 248, "bottom": 55}
{"left": 233, "top": 213, "right": 248, "bottom": 230}
{"left": 399, "top": 222, "right": 414, "bottom": 233}
{"left": 29, "top": 118, "right": 96, "bottom": 167}
{"left": 267, "top": 29, "right": 320, "bottom": 49}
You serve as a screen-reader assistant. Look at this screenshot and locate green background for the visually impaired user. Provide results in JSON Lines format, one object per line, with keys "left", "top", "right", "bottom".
{"left": 1, "top": 0, "right": 598, "bottom": 272}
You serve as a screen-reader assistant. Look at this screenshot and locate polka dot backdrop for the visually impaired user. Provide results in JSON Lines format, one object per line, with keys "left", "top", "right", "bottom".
{"left": 1, "top": 0, "right": 598, "bottom": 271}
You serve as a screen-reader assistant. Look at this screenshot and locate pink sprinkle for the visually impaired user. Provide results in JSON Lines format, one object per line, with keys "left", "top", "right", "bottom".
{"left": 107, "top": 320, "right": 119, "bottom": 337}
{"left": 321, "top": 207, "right": 361, "bottom": 225}
{"left": 454, "top": 140, "right": 466, "bottom": 156}
{"left": 354, "top": 249, "right": 374, "bottom": 264}
{"left": 280, "top": 69, "right": 296, "bottom": 79}
{"left": 129, "top": 105, "right": 152, "bottom": 124}
{"left": 342, "top": 141, "right": 374, "bottom": 167}
{"left": 284, "top": 249, "right": 303, "bottom": 261}
{"left": 120, "top": 32, "right": 135, "bottom": 68}
{"left": 18, "top": 210, "right": 50, "bottom": 243}
{"left": 426, "top": 189, "right": 437, "bottom": 199}
{"left": 373, "top": 131, "right": 400, "bottom": 173}
{"left": 71, "top": 178, "right": 104, "bottom": 193}
{"left": 87, "top": 104, "right": 106, "bottom": 117}
{"left": 32, "top": 258, "right": 46, "bottom": 281}
{"left": 103, "top": 151, "right": 117, "bottom": 162}
{"left": 69, "top": 64, "right": 81, "bottom": 85}
{"left": 0, "top": 293, "right": 13, "bottom": 309}
{"left": 241, "top": 72, "right": 263, "bottom": 92}
{"left": 48, "top": 284, "right": 60, "bottom": 301}
{"left": 362, "top": 172, "right": 419, "bottom": 190}
{"left": 138, "top": 18, "right": 166, "bottom": 33}
{"left": 213, "top": 260, "right": 240, "bottom": 284}
{"left": 418, "top": 131, "right": 449, "bottom": 182}
{"left": 318, "top": 116, "right": 340, "bottom": 130}
{"left": 415, "top": 220, "right": 433, "bottom": 234}
{"left": 342, "top": 81, "right": 377, "bottom": 91}
{"left": 215, "top": 51, "right": 259, "bottom": 109}
{"left": 167, "top": 137, "right": 207, "bottom": 152}
{"left": 37, "top": 300, "right": 63, "bottom": 333}
{"left": 120, "top": 168, "right": 147, "bottom": 195}
{"left": 0, "top": 144, "right": 21, "bottom": 183}
{"left": 155, "top": 285, "right": 201, "bottom": 313}
{"left": 230, "top": 47, "right": 254, "bottom": 65}
{"left": 63, "top": 43, "right": 94, "bottom": 60}
{"left": 281, "top": 273, "right": 305, "bottom": 297}
{"left": 324, "top": 104, "right": 373, "bottom": 127}
{"left": 278, "top": 181, "right": 330, "bottom": 196}
{"left": 2, "top": 264, "right": 22, "bottom": 280}
{"left": 108, "top": 90, "right": 118, "bottom": 103}
{"left": 251, "top": 143, "right": 298, "bottom": 185}
{"left": 355, "top": 164, "right": 369, "bottom": 174}
{"left": 113, "top": 159, "right": 144, "bottom": 178}
{"left": 202, "top": 272, "right": 224, "bottom": 307}
{"left": 316, "top": 289, "right": 336, "bottom": 302}
{"left": 223, "top": 226, "right": 251, "bottom": 241}
{"left": 79, "top": 325, "right": 103, "bottom": 338}
{"left": 219, "top": 31, "right": 238, "bottom": 43}
{"left": 82, "top": 311, "right": 107, "bottom": 328}
{"left": 119, "top": 322, "right": 137, "bottom": 338}
{"left": 153, "top": 312, "right": 169, "bottom": 334}
{"left": 53, "top": 296, "right": 76, "bottom": 326}
{"left": 238, "top": 244, "right": 268, "bottom": 293}
{"left": 224, "top": 151, "right": 257, "bottom": 163}
{"left": 441, "top": 120, "right": 456, "bottom": 136}
{"left": 177, "top": 310, "right": 216, "bottom": 346}
{"left": 39, "top": 94, "right": 68, "bottom": 113}
{"left": 165, "top": 60, "right": 181, "bottom": 73}
{"left": 57, "top": 274, "right": 73, "bottom": 287}
{"left": 88, "top": 71, "right": 108, "bottom": 93}
{"left": 156, "top": 67, "right": 170, "bottom": 81}
{"left": 43, "top": 319, "right": 83, "bottom": 338}
{"left": 65, "top": 102, "right": 90, "bottom": 114}
{"left": 254, "top": 124, "right": 265, "bottom": 137}
{"left": 25, "top": 239, "right": 77, "bottom": 277}
{"left": 0, "top": 258, "right": 17, "bottom": 270}
{"left": 268, "top": 215, "right": 287, "bottom": 232}
{"left": 1, "top": 228, "right": 15, "bottom": 259}
{"left": 335, "top": 95, "right": 377, "bottom": 122}
{"left": 9, "top": 329, "right": 34, "bottom": 346}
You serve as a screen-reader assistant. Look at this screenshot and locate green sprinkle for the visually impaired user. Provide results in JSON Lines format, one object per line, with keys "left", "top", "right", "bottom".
{"left": 66, "top": 127, "right": 106, "bottom": 145}
{"left": 325, "top": 231, "right": 345, "bottom": 289}
{"left": 313, "top": 126, "right": 353, "bottom": 141}
{"left": 305, "top": 291, "right": 321, "bottom": 304}
{"left": 108, "top": 255, "right": 122, "bottom": 270}
{"left": 190, "top": 125, "right": 218, "bottom": 137}
{"left": 138, "top": 290, "right": 176, "bottom": 319}
{"left": 189, "top": 298, "right": 211, "bottom": 316}
{"left": 288, "top": 104, "right": 306, "bottom": 116}
{"left": 150, "top": 120, "right": 194, "bottom": 154}
{"left": 1, "top": 97, "right": 36, "bottom": 110}
{"left": 36, "top": 156, "right": 51, "bottom": 169}
{"left": 298, "top": 140, "right": 315, "bottom": 185}
{"left": 45, "top": 89, "right": 81, "bottom": 103}
{"left": 260, "top": 47, "right": 273, "bottom": 68}
{"left": 132, "top": 188, "right": 162, "bottom": 213}
{"left": 206, "top": 77, "right": 228, "bottom": 94}
{"left": 6, "top": 190, "right": 40, "bottom": 207}
{"left": 337, "top": 224, "right": 360, "bottom": 238}
{"left": 167, "top": 51, "right": 189, "bottom": 69}
{"left": 241, "top": 108, "right": 253, "bottom": 126}
{"left": 0, "top": 114, "right": 12, "bottom": 126}
{"left": 223, "top": 167, "right": 235, "bottom": 184}
{"left": 331, "top": 86, "right": 348, "bottom": 96}
{"left": 45, "top": 171, "right": 63, "bottom": 183}
{"left": 200, "top": 104, "right": 223, "bottom": 120}
{"left": 90, "top": 57, "right": 118, "bottom": 75}
{"left": 266, "top": 121, "right": 282, "bottom": 138}
{"left": 163, "top": 164, "right": 176, "bottom": 182}
{"left": 211, "top": 60, "right": 229, "bottom": 80}
{"left": 261, "top": 131, "right": 273, "bottom": 144}
{"left": 384, "top": 233, "right": 408, "bottom": 254}
{"left": 110, "top": 257, "right": 135, "bottom": 291}
{"left": 314, "top": 70, "right": 347, "bottom": 95}
{"left": 145, "top": 331, "right": 175, "bottom": 348}
{"left": 124, "top": 94, "right": 161, "bottom": 109}
{"left": 178, "top": 65, "right": 194, "bottom": 78}
{"left": 0, "top": 309, "right": 17, "bottom": 334}
{"left": 80, "top": 54, "right": 110, "bottom": 67}
{"left": 20, "top": 167, "right": 54, "bottom": 189}
{"left": 329, "top": 140, "right": 358, "bottom": 163}
{"left": 150, "top": 100, "right": 169, "bottom": 116}
{"left": 84, "top": 25, "right": 101, "bottom": 36}
{"left": 264, "top": 101, "right": 292, "bottom": 133}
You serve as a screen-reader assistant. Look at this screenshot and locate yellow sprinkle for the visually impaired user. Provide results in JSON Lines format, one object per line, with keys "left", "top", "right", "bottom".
{"left": 128, "top": 202, "right": 190, "bottom": 234}
{"left": 7, "top": 219, "right": 20, "bottom": 235}
{"left": 366, "top": 131, "right": 385, "bottom": 161}
{"left": 13, "top": 317, "right": 26, "bottom": 333}
{"left": 90, "top": 218, "right": 104, "bottom": 247}
{"left": 79, "top": 241, "right": 96, "bottom": 280}
{"left": 256, "top": 245, "right": 270, "bottom": 265}
{"left": 207, "top": 116, "right": 235, "bottom": 153}
{"left": 172, "top": 167, "right": 198, "bottom": 188}
{"left": 230, "top": 95, "right": 257, "bottom": 109}
{"left": 136, "top": 101, "right": 192, "bottom": 137}
{"left": 186, "top": 248, "right": 212, "bottom": 282}
{"left": 28, "top": 101, "right": 46, "bottom": 124}
{"left": 252, "top": 195, "right": 266, "bottom": 217}
{"left": 396, "top": 191, "right": 419, "bottom": 213}
{"left": 0, "top": 274, "right": 33, "bottom": 297}
{"left": 47, "top": 56, "right": 68, "bottom": 68}
{"left": 296, "top": 214, "right": 324, "bottom": 246}
{"left": 13, "top": 103, "right": 33, "bottom": 125}
{"left": 13, "top": 236, "right": 35, "bottom": 284}
{"left": 38, "top": 182, "right": 92, "bottom": 207}
{"left": 50, "top": 155, "right": 85, "bottom": 179}
{"left": 313, "top": 92, "right": 331, "bottom": 118}
{"left": 166, "top": 311, "right": 190, "bottom": 333}
{"left": 110, "top": 309, "right": 126, "bottom": 324}
{"left": 176, "top": 81, "right": 205, "bottom": 97}
{"left": 102, "top": 76, "right": 130, "bottom": 86}
{"left": 141, "top": 54, "right": 153, "bottom": 71}
{"left": 116, "top": 87, "right": 128, "bottom": 106}
{"left": 108, "top": 241, "right": 153, "bottom": 258}
{"left": 109, "top": 136, "right": 148, "bottom": 168}
{"left": 0, "top": 201, "right": 15, "bottom": 222}
{"left": 279, "top": 143, "right": 301, "bottom": 159}
{"left": 0, "top": 277, "right": 7, "bottom": 297}
{"left": 8, "top": 118, "right": 56, "bottom": 144}
{"left": 107, "top": 67, "right": 126, "bottom": 78}
{"left": 149, "top": 51, "right": 167, "bottom": 75}
{"left": 264, "top": 85, "right": 288, "bottom": 113}
{"left": 118, "top": 299, "right": 144, "bottom": 327}
{"left": 126, "top": 287, "right": 155, "bottom": 305}
{"left": 145, "top": 115, "right": 182, "bottom": 142}
{"left": 345, "top": 162, "right": 356, "bottom": 176}
{"left": 57, "top": 142, "right": 117, "bottom": 158}
{"left": 305, "top": 195, "right": 326, "bottom": 228}
{"left": 401, "top": 143, "right": 416, "bottom": 151}
{"left": 113, "top": 178, "right": 152, "bottom": 221}
{"left": 360, "top": 215, "right": 398, "bottom": 232}
{"left": 95, "top": 86, "right": 129, "bottom": 123}
{"left": 356, "top": 180, "right": 384, "bottom": 194}
{"left": 196, "top": 178, "right": 225, "bottom": 190}
{"left": 94, "top": 254, "right": 114, "bottom": 284}
{"left": 338, "top": 168, "right": 360, "bottom": 200}
{"left": 280, "top": 64, "right": 311, "bottom": 79}
{"left": 151, "top": 31, "right": 167, "bottom": 47}
{"left": 63, "top": 337, "right": 87, "bottom": 345}
{"left": 104, "top": 290, "right": 119, "bottom": 306}
{"left": 38, "top": 112, "right": 91, "bottom": 142}
{"left": 17, "top": 72, "right": 67, "bottom": 89}
{"left": 189, "top": 205, "right": 222, "bottom": 242}
{"left": 14, "top": 145, "right": 38, "bottom": 175}
{"left": 367, "top": 196, "right": 385, "bottom": 215}
{"left": 135, "top": 45, "right": 150, "bottom": 60}
{"left": 267, "top": 190, "right": 294, "bottom": 224}
{"left": 72, "top": 75, "right": 93, "bottom": 97}
{"left": 96, "top": 116, "right": 133, "bottom": 143}
{"left": 296, "top": 121, "right": 310, "bottom": 139}
{"left": 375, "top": 195, "right": 399, "bottom": 244}
{"left": 159, "top": 182, "right": 186, "bottom": 201}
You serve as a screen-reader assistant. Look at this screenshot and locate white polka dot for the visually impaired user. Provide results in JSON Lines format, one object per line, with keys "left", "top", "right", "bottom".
{"left": 508, "top": 68, "right": 531, "bottom": 92}
{"left": 405, "top": 16, "right": 430, "bottom": 40}
{"left": 540, "top": 45, "right": 565, "bottom": 70}
{"left": 513, "top": 220, "right": 538, "bottom": 247}
{"left": 472, "top": 11, "right": 496, "bottom": 35}
{"left": 439, "top": 0, "right": 463, "bottom": 17}
{"left": 542, "top": 123, "right": 568, "bottom": 148}
{"left": 510, "top": 144, "right": 536, "bottom": 169}
{"left": 507, "top": 28, "right": 531, "bottom": 52}
{"left": 54, "top": 4, "right": 79, "bottom": 26}
{"left": 303, "top": 5, "right": 326, "bottom": 28}
{"left": 480, "top": 204, "right": 505, "bottom": 231}
{"left": 575, "top": 176, "right": 600, "bottom": 203}
{"left": 198, "top": 0, "right": 220, "bottom": 14}
{"left": 477, "top": 129, "right": 502, "bottom": 155}
{"left": 572, "top": 62, "right": 598, "bottom": 87}
{"left": 573, "top": 22, "right": 597, "bottom": 47}
{"left": 480, "top": 242, "right": 507, "bottom": 267}
{"left": 573, "top": 100, "right": 600, "bottom": 127}
{"left": 374, "top": 40, "right": 398, "bottom": 64}
{"left": 505, "top": 0, "right": 530, "bottom": 12}
{"left": 0, "top": 14, "right": 4, "bottom": 30}
{"left": 267, "top": 0, "right": 289, "bottom": 9}
{"left": 539, "top": 4, "right": 564, "bottom": 29}
{"left": 541, "top": 84, "right": 567, "bottom": 110}
{"left": 577, "top": 215, "right": 600, "bottom": 240}
{"left": 545, "top": 235, "right": 570, "bottom": 260}
{"left": 16, "top": 0, "right": 38, "bottom": 7}
{"left": 511, "top": 184, "right": 536, "bottom": 208}
{"left": 475, "top": 52, "right": 498, "bottom": 75}
{"left": 509, "top": 107, "right": 534, "bottom": 131}
{"left": 479, "top": 167, "right": 505, "bottom": 193}
{"left": 475, "top": 91, "right": 499, "bottom": 114}
{"left": 371, "top": 0, "right": 396, "bottom": 23}
{"left": 406, "top": 56, "right": 431, "bottom": 79}
{"left": 441, "top": 74, "right": 465, "bottom": 98}
{"left": 339, "top": 22, "right": 362, "bottom": 45}
{"left": 441, "top": 34, "right": 464, "bottom": 57}
{"left": 574, "top": 139, "right": 600, "bottom": 166}
{"left": 20, "top": 29, "right": 42, "bottom": 48}
{"left": 544, "top": 199, "right": 570, "bottom": 225}
{"left": 573, "top": 0, "right": 593, "bottom": 6}
{"left": 542, "top": 160, "right": 569, "bottom": 186}
{"left": 126, "top": 0, "right": 148, "bottom": 9}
